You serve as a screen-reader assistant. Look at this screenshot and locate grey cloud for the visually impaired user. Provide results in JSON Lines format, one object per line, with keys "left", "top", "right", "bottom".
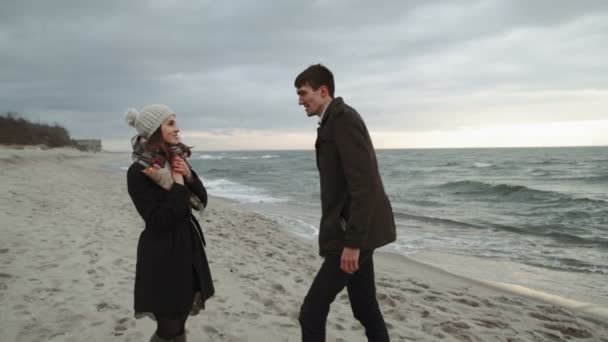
{"left": 1, "top": 0, "right": 607, "bottom": 143}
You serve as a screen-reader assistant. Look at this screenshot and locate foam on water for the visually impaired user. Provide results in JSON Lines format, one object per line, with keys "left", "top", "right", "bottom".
{"left": 197, "top": 154, "right": 279, "bottom": 161}
{"left": 205, "top": 178, "right": 286, "bottom": 204}
{"left": 198, "top": 154, "right": 224, "bottom": 160}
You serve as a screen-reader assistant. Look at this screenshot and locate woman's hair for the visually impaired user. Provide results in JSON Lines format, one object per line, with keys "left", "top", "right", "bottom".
{"left": 144, "top": 127, "right": 192, "bottom": 158}
{"left": 144, "top": 127, "right": 167, "bottom": 155}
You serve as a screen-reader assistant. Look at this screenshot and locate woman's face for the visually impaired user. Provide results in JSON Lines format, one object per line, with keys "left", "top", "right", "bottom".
{"left": 161, "top": 115, "right": 180, "bottom": 145}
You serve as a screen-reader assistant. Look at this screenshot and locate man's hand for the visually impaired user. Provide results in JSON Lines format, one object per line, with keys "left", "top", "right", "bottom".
{"left": 340, "top": 247, "right": 360, "bottom": 274}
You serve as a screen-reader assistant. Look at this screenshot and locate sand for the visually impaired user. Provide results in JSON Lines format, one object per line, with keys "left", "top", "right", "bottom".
{"left": 1, "top": 147, "right": 607, "bottom": 341}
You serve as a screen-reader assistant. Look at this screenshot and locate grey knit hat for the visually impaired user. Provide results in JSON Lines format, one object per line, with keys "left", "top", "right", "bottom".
{"left": 125, "top": 104, "right": 175, "bottom": 138}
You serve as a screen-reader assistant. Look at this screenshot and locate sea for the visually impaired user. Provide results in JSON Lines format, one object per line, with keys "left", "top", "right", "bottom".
{"left": 116, "top": 146, "right": 608, "bottom": 305}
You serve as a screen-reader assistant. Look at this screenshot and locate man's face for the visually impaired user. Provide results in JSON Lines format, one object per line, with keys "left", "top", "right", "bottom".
{"left": 297, "top": 84, "right": 328, "bottom": 117}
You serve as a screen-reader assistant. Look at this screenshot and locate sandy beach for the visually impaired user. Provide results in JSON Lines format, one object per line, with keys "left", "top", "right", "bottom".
{"left": 1, "top": 147, "right": 607, "bottom": 342}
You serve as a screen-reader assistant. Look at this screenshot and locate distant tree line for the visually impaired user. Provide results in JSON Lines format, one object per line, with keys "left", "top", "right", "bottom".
{"left": 0, "top": 112, "right": 73, "bottom": 147}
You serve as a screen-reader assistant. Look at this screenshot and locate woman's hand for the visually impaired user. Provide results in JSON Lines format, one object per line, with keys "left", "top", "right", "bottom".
{"left": 171, "top": 169, "right": 184, "bottom": 185}
{"left": 171, "top": 156, "right": 192, "bottom": 182}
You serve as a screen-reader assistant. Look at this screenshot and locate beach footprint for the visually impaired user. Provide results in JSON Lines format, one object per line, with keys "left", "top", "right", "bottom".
{"left": 471, "top": 318, "right": 510, "bottom": 329}
{"left": 203, "top": 325, "right": 223, "bottom": 338}
{"left": 112, "top": 317, "right": 132, "bottom": 336}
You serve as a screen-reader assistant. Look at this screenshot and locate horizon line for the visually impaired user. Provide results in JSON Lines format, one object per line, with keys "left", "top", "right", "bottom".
{"left": 102, "top": 144, "right": 608, "bottom": 153}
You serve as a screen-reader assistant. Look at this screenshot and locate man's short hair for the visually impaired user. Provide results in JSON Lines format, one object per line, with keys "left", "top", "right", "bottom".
{"left": 294, "top": 64, "right": 335, "bottom": 98}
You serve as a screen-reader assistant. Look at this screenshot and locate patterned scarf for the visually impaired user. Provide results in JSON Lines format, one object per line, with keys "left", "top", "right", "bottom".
{"left": 131, "top": 135, "right": 203, "bottom": 211}
{"left": 131, "top": 135, "right": 167, "bottom": 167}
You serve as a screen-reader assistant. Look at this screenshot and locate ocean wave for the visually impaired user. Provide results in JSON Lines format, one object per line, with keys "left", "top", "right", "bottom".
{"left": 401, "top": 198, "right": 443, "bottom": 207}
{"left": 395, "top": 210, "right": 608, "bottom": 251}
{"left": 231, "top": 155, "right": 279, "bottom": 160}
{"left": 525, "top": 159, "right": 576, "bottom": 166}
{"left": 198, "top": 154, "right": 223, "bottom": 160}
{"left": 205, "top": 167, "right": 232, "bottom": 174}
{"left": 557, "top": 210, "right": 593, "bottom": 220}
{"left": 473, "top": 162, "right": 494, "bottom": 168}
{"left": 205, "top": 178, "right": 286, "bottom": 203}
{"left": 528, "top": 168, "right": 558, "bottom": 177}
{"left": 554, "top": 175, "right": 608, "bottom": 183}
{"left": 489, "top": 223, "right": 608, "bottom": 249}
{"left": 552, "top": 196, "right": 607, "bottom": 206}
{"left": 435, "top": 180, "right": 607, "bottom": 205}
{"left": 584, "top": 175, "right": 608, "bottom": 183}
{"left": 264, "top": 214, "right": 318, "bottom": 239}
{"left": 545, "top": 232, "right": 608, "bottom": 248}
{"left": 196, "top": 154, "right": 279, "bottom": 160}
{"left": 523, "top": 259, "right": 608, "bottom": 275}
{"left": 394, "top": 212, "right": 483, "bottom": 230}
{"left": 437, "top": 180, "right": 547, "bottom": 196}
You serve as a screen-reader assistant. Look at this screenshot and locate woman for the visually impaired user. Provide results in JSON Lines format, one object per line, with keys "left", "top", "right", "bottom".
{"left": 125, "top": 104, "right": 214, "bottom": 342}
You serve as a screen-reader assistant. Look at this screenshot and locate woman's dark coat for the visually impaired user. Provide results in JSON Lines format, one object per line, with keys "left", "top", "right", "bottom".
{"left": 127, "top": 163, "right": 214, "bottom": 314}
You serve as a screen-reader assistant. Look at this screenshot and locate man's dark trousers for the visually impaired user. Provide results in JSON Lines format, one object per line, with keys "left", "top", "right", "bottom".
{"left": 299, "top": 251, "right": 390, "bottom": 342}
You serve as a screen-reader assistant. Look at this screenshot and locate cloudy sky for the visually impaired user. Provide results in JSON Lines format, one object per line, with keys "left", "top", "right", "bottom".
{"left": 2, "top": 0, "right": 607, "bottom": 151}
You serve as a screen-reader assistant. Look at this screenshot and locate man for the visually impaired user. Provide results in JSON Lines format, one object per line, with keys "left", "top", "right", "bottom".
{"left": 294, "top": 64, "right": 396, "bottom": 342}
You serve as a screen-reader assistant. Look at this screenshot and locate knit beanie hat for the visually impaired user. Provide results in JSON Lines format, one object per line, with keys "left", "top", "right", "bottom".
{"left": 125, "top": 104, "right": 175, "bottom": 138}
